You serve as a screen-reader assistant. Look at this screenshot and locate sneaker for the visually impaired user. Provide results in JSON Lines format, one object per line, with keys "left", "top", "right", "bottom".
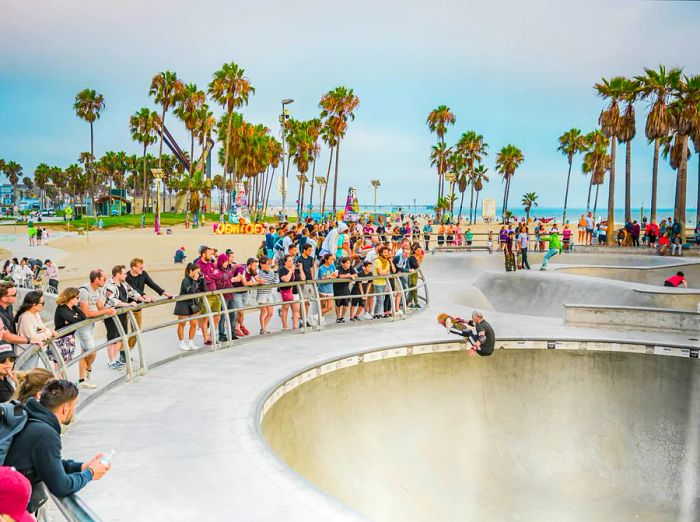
{"left": 187, "top": 340, "right": 200, "bottom": 350}
{"left": 234, "top": 328, "right": 245, "bottom": 337}
{"left": 178, "top": 340, "right": 191, "bottom": 351}
{"left": 240, "top": 325, "right": 250, "bottom": 336}
{"left": 363, "top": 312, "right": 373, "bottom": 320}
{"left": 107, "top": 360, "right": 122, "bottom": 370}
{"left": 338, "top": 317, "right": 345, "bottom": 323}
{"left": 79, "top": 380, "right": 97, "bottom": 390}
{"left": 336, "top": 318, "right": 342, "bottom": 324}
{"left": 203, "top": 340, "right": 212, "bottom": 346}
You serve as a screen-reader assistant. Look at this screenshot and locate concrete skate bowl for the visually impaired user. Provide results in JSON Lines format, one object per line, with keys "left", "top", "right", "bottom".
{"left": 260, "top": 343, "right": 700, "bottom": 521}
{"left": 474, "top": 270, "right": 700, "bottom": 318}
{"left": 555, "top": 260, "right": 700, "bottom": 287}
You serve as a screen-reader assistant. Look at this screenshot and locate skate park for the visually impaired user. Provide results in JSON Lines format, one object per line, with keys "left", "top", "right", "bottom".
{"left": 49, "top": 250, "right": 699, "bottom": 522}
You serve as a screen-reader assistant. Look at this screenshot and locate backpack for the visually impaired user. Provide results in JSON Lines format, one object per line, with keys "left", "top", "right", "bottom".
{"left": 0, "top": 400, "right": 28, "bottom": 465}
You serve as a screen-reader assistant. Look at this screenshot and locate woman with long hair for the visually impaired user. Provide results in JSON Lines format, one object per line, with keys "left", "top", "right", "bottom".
{"left": 278, "top": 254, "right": 304, "bottom": 329}
{"left": 13, "top": 367, "right": 53, "bottom": 403}
{"left": 173, "top": 263, "right": 204, "bottom": 351}
{"left": 52, "top": 287, "right": 85, "bottom": 366}
{"left": 15, "top": 291, "right": 55, "bottom": 369}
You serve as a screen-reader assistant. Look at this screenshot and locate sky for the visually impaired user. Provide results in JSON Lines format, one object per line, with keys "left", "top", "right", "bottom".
{"left": 1, "top": 0, "right": 699, "bottom": 211}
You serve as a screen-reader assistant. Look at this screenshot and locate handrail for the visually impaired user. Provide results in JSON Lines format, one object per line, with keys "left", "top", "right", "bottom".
{"left": 14, "top": 268, "right": 429, "bottom": 521}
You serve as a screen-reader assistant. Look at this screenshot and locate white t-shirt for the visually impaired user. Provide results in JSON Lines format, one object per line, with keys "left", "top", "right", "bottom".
{"left": 79, "top": 285, "right": 104, "bottom": 312}
{"left": 517, "top": 233, "right": 529, "bottom": 248}
{"left": 585, "top": 216, "right": 594, "bottom": 228}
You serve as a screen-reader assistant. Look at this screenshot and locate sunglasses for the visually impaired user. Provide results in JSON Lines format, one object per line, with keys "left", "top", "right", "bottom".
{"left": 0, "top": 357, "right": 16, "bottom": 364}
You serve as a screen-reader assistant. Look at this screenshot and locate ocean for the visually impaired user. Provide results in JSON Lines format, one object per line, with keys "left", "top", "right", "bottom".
{"left": 355, "top": 205, "right": 698, "bottom": 225}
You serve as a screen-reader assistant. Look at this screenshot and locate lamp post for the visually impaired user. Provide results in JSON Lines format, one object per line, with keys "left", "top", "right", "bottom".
{"left": 370, "top": 180, "right": 381, "bottom": 216}
{"left": 280, "top": 98, "right": 294, "bottom": 215}
{"left": 151, "top": 168, "right": 163, "bottom": 234}
{"left": 315, "top": 177, "right": 326, "bottom": 219}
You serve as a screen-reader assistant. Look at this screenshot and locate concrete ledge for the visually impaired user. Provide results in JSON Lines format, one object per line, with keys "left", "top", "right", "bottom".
{"left": 565, "top": 303, "right": 700, "bottom": 333}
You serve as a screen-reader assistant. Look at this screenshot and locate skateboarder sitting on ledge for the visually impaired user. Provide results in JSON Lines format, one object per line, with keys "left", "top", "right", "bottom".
{"left": 438, "top": 310, "right": 495, "bottom": 356}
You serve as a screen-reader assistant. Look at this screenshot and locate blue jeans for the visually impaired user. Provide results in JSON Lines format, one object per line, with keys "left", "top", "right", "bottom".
{"left": 542, "top": 248, "right": 559, "bottom": 267}
{"left": 373, "top": 284, "right": 389, "bottom": 315}
{"left": 218, "top": 298, "right": 237, "bottom": 337}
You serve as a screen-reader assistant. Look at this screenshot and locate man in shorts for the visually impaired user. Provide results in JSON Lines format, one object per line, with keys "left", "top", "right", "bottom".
{"left": 585, "top": 212, "right": 595, "bottom": 245}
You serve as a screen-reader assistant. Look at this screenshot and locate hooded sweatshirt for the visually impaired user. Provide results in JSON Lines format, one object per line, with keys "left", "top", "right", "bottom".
{"left": 215, "top": 253, "right": 235, "bottom": 300}
{"left": 540, "top": 232, "right": 562, "bottom": 251}
{"left": 5, "top": 398, "right": 93, "bottom": 498}
{"left": 196, "top": 256, "right": 224, "bottom": 292}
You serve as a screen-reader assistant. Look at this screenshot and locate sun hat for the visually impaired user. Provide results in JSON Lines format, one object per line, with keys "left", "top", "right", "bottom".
{"left": 0, "top": 466, "right": 35, "bottom": 522}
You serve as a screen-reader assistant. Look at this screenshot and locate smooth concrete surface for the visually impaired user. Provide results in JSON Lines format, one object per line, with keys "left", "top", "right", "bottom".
{"left": 565, "top": 303, "right": 700, "bottom": 333}
{"left": 58, "top": 251, "right": 700, "bottom": 521}
{"left": 261, "top": 349, "right": 700, "bottom": 522}
{"left": 556, "top": 261, "right": 700, "bottom": 287}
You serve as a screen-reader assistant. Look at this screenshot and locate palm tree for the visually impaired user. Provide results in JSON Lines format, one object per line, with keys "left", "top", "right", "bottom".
{"left": 429, "top": 142, "right": 453, "bottom": 219}
{"left": 522, "top": 192, "right": 538, "bottom": 222}
{"left": 149, "top": 71, "right": 185, "bottom": 172}
{"left": 691, "top": 102, "right": 700, "bottom": 226}
{"left": 557, "top": 128, "right": 586, "bottom": 225}
{"left": 668, "top": 74, "right": 700, "bottom": 242}
{"left": 472, "top": 164, "right": 489, "bottom": 223}
{"left": 73, "top": 88, "right": 105, "bottom": 217}
{"left": 319, "top": 86, "right": 360, "bottom": 215}
{"left": 208, "top": 63, "right": 254, "bottom": 217}
{"left": 174, "top": 83, "right": 207, "bottom": 179}
{"left": 595, "top": 76, "right": 626, "bottom": 245}
{"left": 495, "top": 145, "right": 524, "bottom": 222}
{"left": 64, "top": 164, "right": 86, "bottom": 207}
{"left": 618, "top": 78, "right": 641, "bottom": 222}
{"left": 33, "top": 163, "right": 51, "bottom": 209}
{"left": 3, "top": 161, "right": 22, "bottom": 209}
{"left": 455, "top": 131, "right": 488, "bottom": 223}
{"left": 582, "top": 130, "right": 608, "bottom": 211}
{"left": 129, "top": 108, "right": 160, "bottom": 214}
{"left": 636, "top": 65, "right": 682, "bottom": 222}
{"left": 319, "top": 121, "right": 337, "bottom": 216}
{"left": 426, "top": 105, "right": 456, "bottom": 201}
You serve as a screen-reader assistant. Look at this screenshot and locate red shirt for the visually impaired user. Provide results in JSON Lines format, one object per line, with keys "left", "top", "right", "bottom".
{"left": 645, "top": 223, "right": 659, "bottom": 236}
{"left": 665, "top": 275, "right": 685, "bottom": 287}
{"left": 658, "top": 235, "right": 670, "bottom": 246}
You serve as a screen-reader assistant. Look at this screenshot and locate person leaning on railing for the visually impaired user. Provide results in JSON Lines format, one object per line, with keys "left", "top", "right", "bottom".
{"left": 0, "top": 283, "right": 44, "bottom": 349}
{"left": 4, "top": 380, "right": 111, "bottom": 514}
{"left": 174, "top": 263, "right": 204, "bottom": 352}
{"left": 14, "top": 292, "right": 55, "bottom": 371}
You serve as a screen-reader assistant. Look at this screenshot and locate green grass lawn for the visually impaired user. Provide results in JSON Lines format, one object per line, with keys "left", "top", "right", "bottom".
{"left": 46, "top": 212, "right": 288, "bottom": 230}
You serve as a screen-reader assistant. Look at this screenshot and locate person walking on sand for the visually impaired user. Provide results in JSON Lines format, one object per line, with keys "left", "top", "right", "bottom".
{"left": 539, "top": 230, "right": 562, "bottom": 270}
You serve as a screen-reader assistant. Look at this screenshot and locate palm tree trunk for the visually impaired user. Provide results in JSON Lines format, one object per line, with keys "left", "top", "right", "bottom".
{"left": 651, "top": 138, "right": 660, "bottom": 222}
{"left": 141, "top": 147, "right": 148, "bottom": 215}
{"left": 593, "top": 183, "right": 600, "bottom": 218}
{"left": 458, "top": 190, "right": 466, "bottom": 219}
{"left": 309, "top": 152, "right": 318, "bottom": 211}
{"left": 468, "top": 184, "right": 475, "bottom": 223}
{"left": 675, "top": 136, "right": 689, "bottom": 243}
{"left": 332, "top": 142, "right": 340, "bottom": 217}
{"left": 90, "top": 122, "right": 96, "bottom": 218}
{"left": 321, "top": 146, "right": 334, "bottom": 216}
{"left": 562, "top": 158, "right": 572, "bottom": 225}
{"left": 586, "top": 174, "right": 593, "bottom": 212}
{"left": 607, "top": 137, "right": 617, "bottom": 245}
{"left": 503, "top": 177, "right": 511, "bottom": 222}
{"left": 220, "top": 110, "right": 234, "bottom": 218}
{"left": 624, "top": 140, "right": 632, "bottom": 222}
{"left": 696, "top": 153, "right": 700, "bottom": 227}
{"left": 474, "top": 190, "right": 480, "bottom": 223}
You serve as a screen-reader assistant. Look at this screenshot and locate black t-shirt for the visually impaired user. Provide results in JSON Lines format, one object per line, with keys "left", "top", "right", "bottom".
{"left": 335, "top": 266, "right": 355, "bottom": 293}
{"left": 475, "top": 320, "right": 495, "bottom": 355}
{"left": 353, "top": 269, "right": 373, "bottom": 295}
{"left": 54, "top": 305, "right": 86, "bottom": 331}
{"left": 298, "top": 255, "right": 315, "bottom": 281}
{"left": 278, "top": 266, "right": 298, "bottom": 294}
{"left": 0, "top": 376, "right": 14, "bottom": 402}
{"left": 0, "top": 305, "right": 15, "bottom": 335}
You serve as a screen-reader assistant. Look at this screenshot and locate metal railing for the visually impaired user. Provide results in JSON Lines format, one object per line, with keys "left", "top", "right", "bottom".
{"left": 13, "top": 269, "right": 429, "bottom": 522}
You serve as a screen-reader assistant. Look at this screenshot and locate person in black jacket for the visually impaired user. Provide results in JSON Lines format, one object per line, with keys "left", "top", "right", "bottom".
{"left": 0, "top": 343, "right": 18, "bottom": 402}
{"left": 173, "top": 263, "right": 204, "bottom": 351}
{"left": 125, "top": 258, "right": 174, "bottom": 354}
{"left": 5, "top": 380, "right": 110, "bottom": 512}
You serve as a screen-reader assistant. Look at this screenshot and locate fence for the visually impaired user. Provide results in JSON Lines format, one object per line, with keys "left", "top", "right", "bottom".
{"left": 13, "top": 269, "right": 429, "bottom": 521}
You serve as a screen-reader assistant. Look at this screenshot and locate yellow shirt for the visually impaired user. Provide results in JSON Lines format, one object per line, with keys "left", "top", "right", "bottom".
{"left": 373, "top": 258, "right": 390, "bottom": 286}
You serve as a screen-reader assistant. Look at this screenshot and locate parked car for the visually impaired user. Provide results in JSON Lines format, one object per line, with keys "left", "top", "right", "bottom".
{"left": 40, "top": 208, "right": 55, "bottom": 217}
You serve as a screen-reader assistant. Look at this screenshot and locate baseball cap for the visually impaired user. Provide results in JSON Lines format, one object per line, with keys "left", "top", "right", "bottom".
{"left": 0, "top": 466, "right": 35, "bottom": 522}
{"left": 180, "top": 246, "right": 186, "bottom": 250}
{"left": 0, "top": 344, "right": 18, "bottom": 361}
{"left": 225, "top": 249, "right": 233, "bottom": 255}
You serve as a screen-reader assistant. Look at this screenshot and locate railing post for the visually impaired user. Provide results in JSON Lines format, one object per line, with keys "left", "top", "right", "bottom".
{"left": 220, "top": 291, "right": 233, "bottom": 345}
{"left": 201, "top": 292, "right": 216, "bottom": 350}
{"left": 114, "top": 310, "right": 133, "bottom": 381}
{"left": 313, "top": 281, "right": 323, "bottom": 331}
{"left": 299, "top": 281, "right": 308, "bottom": 333}
{"left": 46, "top": 339, "right": 69, "bottom": 380}
{"left": 389, "top": 274, "right": 397, "bottom": 321}
{"left": 126, "top": 308, "right": 147, "bottom": 376}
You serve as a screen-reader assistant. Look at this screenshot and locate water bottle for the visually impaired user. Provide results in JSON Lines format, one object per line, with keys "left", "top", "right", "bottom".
{"left": 99, "top": 450, "right": 116, "bottom": 466}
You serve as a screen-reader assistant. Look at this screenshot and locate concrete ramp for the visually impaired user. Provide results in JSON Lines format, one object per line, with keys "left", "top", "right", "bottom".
{"left": 262, "top": 349, "right": 700, "bottom": 522}
{"left": 556, "top": 261, "right": 700, "bottom": 287}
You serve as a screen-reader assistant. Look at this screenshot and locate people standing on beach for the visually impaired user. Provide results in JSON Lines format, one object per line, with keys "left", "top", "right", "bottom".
{"left": 539, "top": 231, "right": 562, "bottom": 270}
{"left": 498, "top": 226, "right": 507, "bottom": 252}
{"left": 577, "top": 214, "right": 586, "bottom": 244}
{"left": 423, "top": 220, "right": 432, "bottom": 251}
{"left": 437, "top": 223, "right": 446, "bottom": 247}
{"left": 585, "top": 212, "right": 594, "bottom": 245}
{"left": 631, "top": 221, "right": 641, "bottom": 247}
{"left": 645, "top": 220, "right": 659, "bottom": 248}
{"left": 664, "top": 271, "right": 687, "bottom": 288}
{"left": 174, "top": 263, "right": 204, "bottom": 351}
{"left": 562, "top": 224, "right": 572, "bottom": 252}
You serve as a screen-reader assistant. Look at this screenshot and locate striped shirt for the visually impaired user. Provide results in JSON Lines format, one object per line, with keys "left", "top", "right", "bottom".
{"left": 256, "top": 269, "right": 278, "bottom": 295}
